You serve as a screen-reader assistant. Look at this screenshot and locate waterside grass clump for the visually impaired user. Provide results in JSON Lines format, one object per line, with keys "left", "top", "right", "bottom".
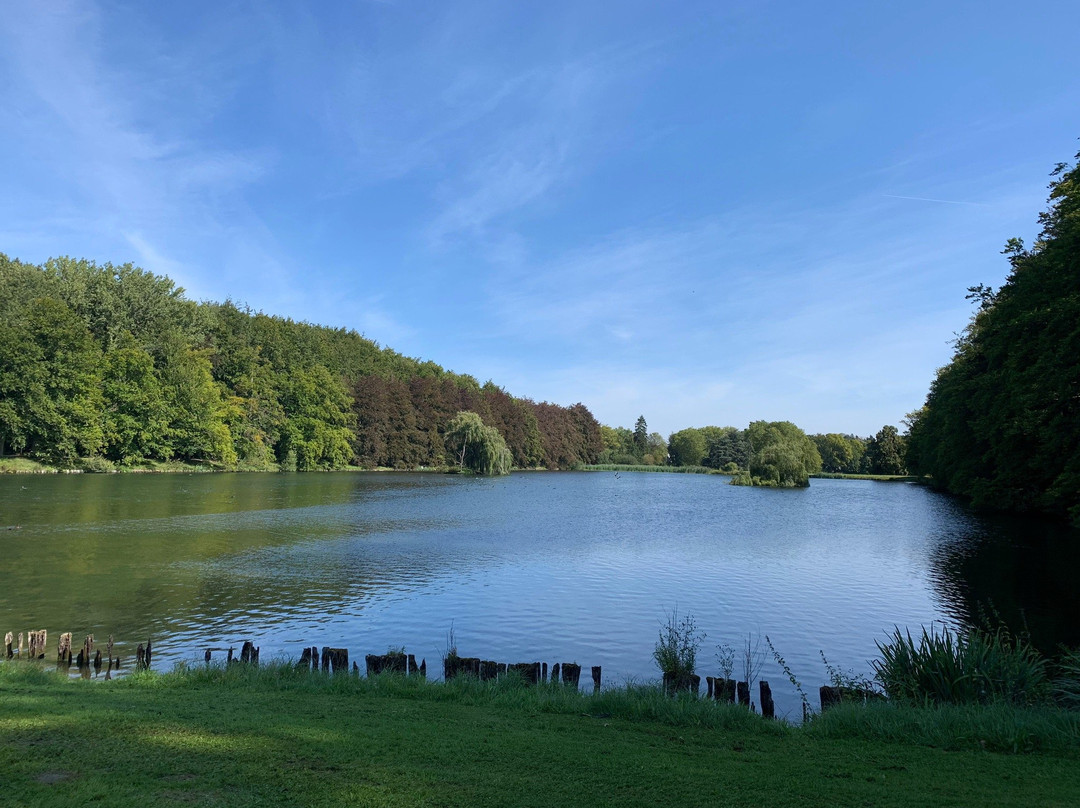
{"left": 873, "top": 624, "right": 1050, "bottom": 706}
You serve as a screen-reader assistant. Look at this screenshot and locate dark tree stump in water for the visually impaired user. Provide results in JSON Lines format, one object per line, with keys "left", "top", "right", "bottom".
{"left": 663, "top": 672, "right": 700, "bottom": 695}
{"left": 550, "top": 663, "right": 560, "bottom": 683}
{"left": 5, "top": 632, "right": 12, "bottom": 659}
{"left": 418, "top": 659, "right": 427, "bottom": 679}
{"left": 28, "top": 629, "right": 46, "bottom": 659}
{"left": 591, "top": 666, "right": 602, "bottom": 693}
{"left": 715, "top": 678, "right": 736, "bottom": 703}
{"left": 760, "top": 681, "right": 775, "bottom": 718}
{"left": 737, "top": 681, "right": 750, "bottom": 707}
{"left": 479, "top": 660, "right": 499, "bottom": 681}
{"left": 366, "top": 651, "right": 407, "bottom": 676}
{"left": 135, "top": 644, "right": 145, "bottom": 670}
{"left": 542, "top": 662, "right": 548, "bottom": 683}
{"left": 57, "top": 633, "right": 72, "bottom": 666}
{"left": 297, "top": 646, "right": 313, "bottom": 670}
{"left": 560, "top": 663, "right": 581, "bottom": 687}
{"left": 507, "top": 662, "right": 541, "bottom": 685}
{"left": 326, "top": 648, "right": 348, "bottom": 673}
{"left": 819, "top": 685, "right": 883, "bottom": 711}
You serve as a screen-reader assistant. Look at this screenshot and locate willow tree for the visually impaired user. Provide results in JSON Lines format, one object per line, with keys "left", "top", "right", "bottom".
{"left": 732, "top": 420, "right": 821, "bottom": 488}
{"left": 445, "top": 411, "right": 512, "bottom": 476}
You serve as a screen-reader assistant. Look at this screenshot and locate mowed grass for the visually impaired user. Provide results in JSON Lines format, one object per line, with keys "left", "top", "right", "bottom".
{"left": 1, "top": 664, "right": 1078, "bottom": 807}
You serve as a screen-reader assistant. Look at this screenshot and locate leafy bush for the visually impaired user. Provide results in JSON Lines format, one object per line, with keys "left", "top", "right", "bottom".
{"left": 78, "top": 454, "right": 116, "bottom": 473}
{"left": 653, "top": 608, "right": 704, "bottom": 681}
{"left": 873, "top": 624, "right": 1049, "bottom": 706}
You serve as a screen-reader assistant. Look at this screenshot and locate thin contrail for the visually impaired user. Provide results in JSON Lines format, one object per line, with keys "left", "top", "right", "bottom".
{"left": 883, "top": 194, "right": 989, "bottom": 207}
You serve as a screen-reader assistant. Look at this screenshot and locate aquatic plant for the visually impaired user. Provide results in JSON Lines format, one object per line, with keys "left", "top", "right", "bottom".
{"left": 873, "top": 624, "right": 1049, "bottom": 706}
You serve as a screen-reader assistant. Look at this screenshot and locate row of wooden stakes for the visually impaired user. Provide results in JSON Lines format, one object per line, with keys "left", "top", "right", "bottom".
{"left": 5, "top": 631, "right": 876, "bottom": 716}
{"left": 4, "top": 630, "right": 154, "bottom": 679}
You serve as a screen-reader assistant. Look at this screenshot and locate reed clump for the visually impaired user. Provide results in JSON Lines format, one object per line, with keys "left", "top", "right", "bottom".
{"left": 873, "top": 624, "right": 1050, "bottom": 707}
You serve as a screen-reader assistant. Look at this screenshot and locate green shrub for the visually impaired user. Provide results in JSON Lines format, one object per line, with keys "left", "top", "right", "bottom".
{"left": 653, "top": 608, "right": 704, "bottom": 682}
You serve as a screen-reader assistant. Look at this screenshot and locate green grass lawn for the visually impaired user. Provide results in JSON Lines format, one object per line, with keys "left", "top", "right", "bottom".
{"left": 2, "top": 664, "right": 1078, "bottom": 807}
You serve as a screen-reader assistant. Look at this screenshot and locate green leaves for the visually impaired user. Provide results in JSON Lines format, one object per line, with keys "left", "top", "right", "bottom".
{"left": 907, "top": 150, "right": 1080, "bottom": 522}
{"left": 445, "top": 411, "right": 512, "bottom": 476}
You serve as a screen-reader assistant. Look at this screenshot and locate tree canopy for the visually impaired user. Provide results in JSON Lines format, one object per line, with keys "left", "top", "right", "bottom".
{"left": 445, "top": 411, "right": 512, "bottom": 476}
{"left": 0, "top": 255, "right": 602, "bottom": 472}
{"left": 734, "top": 420, "right": 821, "bottom": 488}
{"left": 906, "top": 151, "right": 1080, "bottom": 523}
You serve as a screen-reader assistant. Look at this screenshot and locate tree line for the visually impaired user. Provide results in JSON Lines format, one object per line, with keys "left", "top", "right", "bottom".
{"left": 906, "top": 150, "right": 1080, "bottom": 523}
{"left": 597, "top": 415, "right": 907, "bottom": 487}
{"left": 0, "top": 255, "right": 602, "bottom": 471}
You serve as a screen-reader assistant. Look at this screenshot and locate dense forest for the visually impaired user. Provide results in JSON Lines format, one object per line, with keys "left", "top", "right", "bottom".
{"left": 907, "top": 151, "right": 1080, "bottom": 523}
{"left": 0, "top": 255, "right": 602, "bottom": 471}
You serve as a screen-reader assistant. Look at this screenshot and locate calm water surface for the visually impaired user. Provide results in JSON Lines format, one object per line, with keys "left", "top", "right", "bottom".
{"left": 2, "top": 471, "right": 1077, "bottom": 719}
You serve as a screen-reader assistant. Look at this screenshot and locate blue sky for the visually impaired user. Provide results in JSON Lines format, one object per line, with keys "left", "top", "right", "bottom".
{"left": 3, "top": 1, "right": 1079, "bottom": 437}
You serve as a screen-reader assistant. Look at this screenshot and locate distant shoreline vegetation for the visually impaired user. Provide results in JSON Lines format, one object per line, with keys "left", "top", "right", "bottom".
{"left": 0, "top": 255, "right": 603, "bottom": 474}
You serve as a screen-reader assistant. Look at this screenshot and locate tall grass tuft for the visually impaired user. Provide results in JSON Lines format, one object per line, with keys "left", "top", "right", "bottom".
{"left": 873, "top": 624, "right": 1049, "bottom": 706}
{"left": 1053, "top": 647, "right": 1080, "bottom": 709}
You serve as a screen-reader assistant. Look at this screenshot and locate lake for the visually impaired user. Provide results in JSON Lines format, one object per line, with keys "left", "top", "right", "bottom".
{"left": 2, "top": 471, "right": 1077, "bottom": 720}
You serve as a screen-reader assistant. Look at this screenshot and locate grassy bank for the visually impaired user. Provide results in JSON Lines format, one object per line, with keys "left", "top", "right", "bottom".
{"left": 0, "top": 457, "right": 59, "bottom": 474}
{"left": 1, "top": 663, "right": 1078, "bottom": 807}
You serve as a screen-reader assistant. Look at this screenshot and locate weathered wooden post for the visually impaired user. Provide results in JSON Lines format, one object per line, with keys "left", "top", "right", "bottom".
{"left": 298, "top": 647, "right": 313, "bottom": 670}
{"left": 227, "top": 647, "right": 234, "bottom": 665}
{"left": 145, "top": 638, "right": 152, "bottom": 670}
{"left": 366, "top": 654, "right": 381, "bottom": 676}
{"left": 106, "top": 636, "right": 114, "bottom": 670}
{"left": 205, "top": 649, "right": 212, "bottom": 666}
{"left": 716, "top": 678, "right": 736, "bottom": 703}
{"left": 18, "top": 632, "right": 24, "bottom": 659}
{"left": 591, "top": 666, "right": 601, "bottom": 694}
{"left": 328, "top": 648, "right": 348, "bottom": 673}
{"left": 419, "top": 659, "right": 427, "bottom": 679}
{"left": 240, "top": 641, "right": 259, "bottom": 665}
{"left": 737, "top": 681, "right": 750, "bottom": 707}
{"left": 136, "top": 644, "right": 146, "bottom": 670}
{"left": 5, "top": 632, "right": 12, "bottom": 659}
{"left": 542, "top": 662, "right": 548, "bottom": 682}
{"left": 551, "top": 663, "right": 560, "bottom": 683}
{"left": 480, "top": 660, "right": 498, "bottom": 681}
{"left": 407, "top": 654, "right": 418, "bottom": 676}
{"left": 78, "top": 635, "right": 94, "bottom": 669}
{"left": 57, "top": 633, "right": 72, "bottom": 667}
{"left": 706, "top": 676, "right": 714, "bottom": 699}
{"left": 28, "top": 630, "right": 46, "bottom": 659}
{"left": 93, "top": 650, "right": 102, "bottom": 674}
{"left": 507, "top": 662, "right": 541, "bottom": 684}
{"left": 560, "top": 663, "right": 581, "bottom": 687}
{"left": 760, "top": 681, "right": 774, "bottom": 719}
{"left": 321, "top": 647, "right": 331, "bottom": 672}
